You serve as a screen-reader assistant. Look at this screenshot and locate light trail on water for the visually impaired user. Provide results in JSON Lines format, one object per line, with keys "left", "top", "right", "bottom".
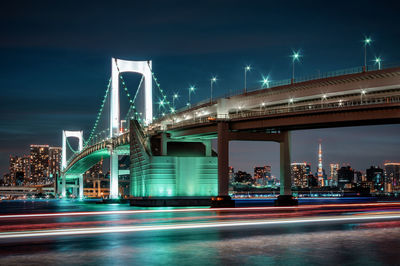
{"left": 0, "top": 212, "right": 400, "bottom": 239}
{"left": 0, "top": 202, "right": 399, "bottom": 219}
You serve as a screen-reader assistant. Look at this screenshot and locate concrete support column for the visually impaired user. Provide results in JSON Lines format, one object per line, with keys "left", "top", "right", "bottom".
{"left": 73, "top": 179, "right": 78, "bottom": 197}
{"left": 110, "top": 150, "right": 119, "bottom": 199}
{"left": 279, "top": 130, "right": 292, "bottom": 196}
{"left": 61, "top": 174, "right": 66, "bottom": 198}
{"left": 217, "top": 122, "right": 229, "bottom": 196}
{"left": 161, "top": 133, "right": 168, "bottom": 156}
{"left": 79, "top": 174, "right": 83, "bottom": 200}
{"left": 204, "top": 140, "right": 212, "bottom": 157}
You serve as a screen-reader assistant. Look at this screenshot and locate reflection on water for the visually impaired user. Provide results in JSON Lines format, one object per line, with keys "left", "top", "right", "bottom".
{"left": 0, "top": 223, "right": 399, "bottom": 265}
{"left": 0, "top": 200, "right": 399, "bottom": 265}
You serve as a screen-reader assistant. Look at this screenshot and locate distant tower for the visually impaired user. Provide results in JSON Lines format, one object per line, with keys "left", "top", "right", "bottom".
{"left": 317, "top": 143, "right": 323, "bottom": 186}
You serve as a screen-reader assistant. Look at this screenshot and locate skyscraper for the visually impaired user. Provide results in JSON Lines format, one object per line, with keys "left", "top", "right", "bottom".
{"left": 384, "top": 163, "right": 400, "bottom": 192}
{"left": 330, "top": 163, "right": 339, "bottom": 187}
{"left": 9, "top": 155, "right": 30, "bottom": 186}
{"left": 317, "top": 143, "right": 324, "bottom": 187}
{"left": 291, "top": 163, "right": 308, "bottom": 188}
{"left": 366, "top": 166, "right": 384, "bottom": 192}
{"left": 30, "top": 145, "right": 49, "bottom": 184}
{"left": 49, "top": 147, "right": 62, "bottom": 180}
{"left": 254, "top": 166, "right": 267, "bottom": 186}
{"left": 338, "top": 166, "right": 354, "bottom": 189}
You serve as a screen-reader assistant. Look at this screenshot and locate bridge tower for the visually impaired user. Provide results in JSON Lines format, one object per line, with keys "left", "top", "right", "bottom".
{"left": 110, "top": 58, "right": 153, "bottom": 199}
{"left": 61, "top": 130, "right": 84, "bottom": 199}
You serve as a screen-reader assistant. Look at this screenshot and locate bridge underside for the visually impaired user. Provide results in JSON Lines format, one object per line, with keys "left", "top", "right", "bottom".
{"left": 65, "top": 149, "right": 110, "bottom": 178}
{"left": 168, "top": 103, "right": 400, "bottom": 138}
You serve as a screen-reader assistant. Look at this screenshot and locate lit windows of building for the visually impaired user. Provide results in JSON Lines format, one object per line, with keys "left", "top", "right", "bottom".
{"left": 384, "top": 163, "right": 400, "bottom": 192}
{"left": 30, "top": 145, "right": 50, "bottom": 185}
{"left": 291, "top": 163, "right": 308, "bottom": 188}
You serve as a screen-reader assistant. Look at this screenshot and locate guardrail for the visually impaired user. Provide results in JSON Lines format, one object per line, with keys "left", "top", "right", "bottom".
{"left": 165, "top": 95, "right": 400, "bottom": 130}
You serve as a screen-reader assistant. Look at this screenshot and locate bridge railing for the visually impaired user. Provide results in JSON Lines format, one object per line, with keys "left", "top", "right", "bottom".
{"left": 165, "top": 95, "right": 400, "bottom": 130}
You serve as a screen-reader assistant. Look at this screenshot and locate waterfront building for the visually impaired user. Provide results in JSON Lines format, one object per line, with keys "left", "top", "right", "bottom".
{"left": 254, "top": 166, "right": 268, "bottom": 186}
{"left": 366, "top": 166, "right": 384, "bottom": 192}
{"left": 291, "top": 163, "right": 308, "bottom": 188}
{"left": 30, "top": 145, "right": 49, "bottom": 185}
{"left": 49, "top": 147, "right": 62, "bottom": 181}
{"left": 338, "top": 166, "right": 354, "bottom": 189}
{"left": 384, "top": 163, "right": 400, "bottom": 192}
{"left": 330, "top": 163, "right": 339, "bottom": 187}
{"left": 9, "top": 155, "right": 30, "bottom": 186}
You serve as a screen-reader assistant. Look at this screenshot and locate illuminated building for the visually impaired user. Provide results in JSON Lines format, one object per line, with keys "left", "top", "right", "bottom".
{"left": 30, "top": 145, "right": 50, "bottom": 185}
{"left": 330, "top": 163, "right": 339, "bottom": 187}
{"left": 317, "top": 143, "right": 324, "bottom": 186}
{"left": 291, "top": 163, "right": 308, "bottom": 188}
{"left": 384, "top": 163, "right": 400, "bottom": 192}
{"left": 366, "top": 166, "right": 384, "bottom": 192}
{"left": 49, "top": 147, "right": 61, "bottom": 180}
{"left": 254, "top": 166, "right": 267, "bottom": 186}
{"left": 9, "top": 155, "right": 30, "bottom": 186}
{"left": 338, "top": 166, "right": 354, "bottom": 189}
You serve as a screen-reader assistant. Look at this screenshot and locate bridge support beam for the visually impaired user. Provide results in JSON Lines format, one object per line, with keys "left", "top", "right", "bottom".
{"left": 61, "top": 174, "right": 66, "bottom": 198}
{"left": 276, "top": 130, "right": 298, "bottom": 206}
{"left": 213, "top": 122, "right": 235, "bottom": 207}
{"left": 79, "top": 174, "right": 83, "bottom": 200}
{"left": 217, "top": 122, "right": 229, "bottom": 197}
{"left": 110, "top": 150, "right": 119, "bottom": 199}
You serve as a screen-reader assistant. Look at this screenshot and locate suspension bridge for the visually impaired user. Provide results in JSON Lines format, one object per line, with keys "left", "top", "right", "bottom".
{"left": 60, "top": 58, "right": 400, "bottom": 206}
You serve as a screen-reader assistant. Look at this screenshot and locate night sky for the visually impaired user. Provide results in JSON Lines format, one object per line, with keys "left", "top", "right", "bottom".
{"left": 1, "top": 0, "right": 400, "bottom": 178}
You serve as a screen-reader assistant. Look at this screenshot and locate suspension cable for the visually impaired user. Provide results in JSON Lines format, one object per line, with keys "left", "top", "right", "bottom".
{"left": 83, "top": 77, "right": 111, "bottom": 147}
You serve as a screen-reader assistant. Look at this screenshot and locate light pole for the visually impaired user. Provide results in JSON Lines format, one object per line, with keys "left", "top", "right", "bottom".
{"left": 374, "top": 57, "right": 382, "bottom": 70}
{"left": 173, "top": 93, "right": 178, "bottom": 108}
{"left": 361, "top": 89, "right": 366, "bottom": 104}
{"left": 210, "top": 77, "right": 217, "bottom": 103}
{"left": 291, "top": 51, "right": 300, "bottom": 83}
{"left": 244, "top": 65, "right": 251, "bottom": 93}
{"left": 188, "top": 86, "right": 195, "bottom": 107}
{"left": 364, "top": 37, "right": 372, "bottom": 70}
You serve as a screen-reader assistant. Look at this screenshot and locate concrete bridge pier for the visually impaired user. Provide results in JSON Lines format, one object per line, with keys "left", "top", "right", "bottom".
{"left": 79, "top": 174, "right": 83, "bottom": 200}
{"left": 61, "top": 174, "right": 66, "bottom": 198}
{"left": 276, "top": 130, "right": 298, "bottom": 206}
{"left": 212, "top": 121, "right": 235, "bottom": 207}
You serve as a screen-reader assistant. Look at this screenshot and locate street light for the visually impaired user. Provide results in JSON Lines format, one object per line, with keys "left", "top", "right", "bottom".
{"left": 173, "top": 93, "right": 179, "bottom": 108}
{"left": 261, "top": 75, "right": 270, "bottom": 88}
{"left": 363, "top": 37, "right": 372, "bottom": 70}
{"left": 210, "top": 77, "right": 217, "bottom": 103}
{"left": 188, "top": 86, "right": 195, "bottom": 107}
{"left": 291, "top": 51, "right": 301, "bottom": 83}
{"left": 374, "top": 57, "right": 382, "bottom": 70}
{"left": 244, "top": 65, "right": 251, "bottom": 93}
{"left": 361, "top": 89, "right": 366, "bottom": 103}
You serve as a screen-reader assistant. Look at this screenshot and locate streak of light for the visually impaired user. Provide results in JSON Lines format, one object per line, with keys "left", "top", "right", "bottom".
{"left": 1, "top": 213, "right": 400, "bottom": 239}
{"left": 0, "top": 202, "right": 399, "bottom": 219}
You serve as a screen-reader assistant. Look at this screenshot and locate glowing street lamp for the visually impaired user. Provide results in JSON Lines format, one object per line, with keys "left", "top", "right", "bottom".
{"left": 374, "top": 57, "right": 382, "bottom": 70}
{"left": 188, "top": 86, "right": 195, "bottom": 107}
{"left": 173, "top": 93, "right": 179, "bottom": 108}
{"left": 363, "top": 37, "right": 372, "bottom": 70}
{"left": 291, "top": 51, "right": 301, "bottom": 83}
{"left": 244, "top": 65, "right": 251, "bottom": 93}
{"left": 361, "top": 89, "right": 366, "bottom": 103}
{"left": 210, "top": 77, "right": 217, "bottom": 103}
{"left": 261, "top": 75, "right": 270, "bottom": 88}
